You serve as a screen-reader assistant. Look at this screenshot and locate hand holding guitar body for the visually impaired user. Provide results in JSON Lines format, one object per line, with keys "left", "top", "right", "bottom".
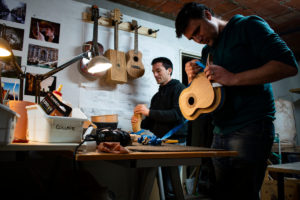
{"left": 204, "top": 63, "right": 236, "bottom": 86}
{"left": 179, "top": 55, "right": 225, "bottom": 120}
{"left": 185, "top": 59, "right": 236, "bottom": 86}
{"left": 185, "top": 59, "right": 201, "bottom": 83}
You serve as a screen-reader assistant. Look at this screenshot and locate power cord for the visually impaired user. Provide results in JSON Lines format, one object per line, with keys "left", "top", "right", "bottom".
{"left": 73, "top": 126, "right": 95, "bottom": 171}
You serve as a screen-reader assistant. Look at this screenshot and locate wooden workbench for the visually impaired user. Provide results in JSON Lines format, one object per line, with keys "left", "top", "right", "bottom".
{"left": 267, "top": 162, "right": 300, "bottom": 200}
{"left": 0, "top": 142, "right": 237, "bottom": 200}
{"left": 75, "top": 143, "right": 237, "bottom": 200}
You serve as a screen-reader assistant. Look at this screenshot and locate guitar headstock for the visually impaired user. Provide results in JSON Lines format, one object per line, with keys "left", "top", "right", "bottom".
{"left": 110, "top": 8, "right": 122, "bottom": 23}
{"left": 131, "top": 20, "right": 138, "bottom": 30}
{"left": 91, "top": 5, "right": 99, "bottom": 22}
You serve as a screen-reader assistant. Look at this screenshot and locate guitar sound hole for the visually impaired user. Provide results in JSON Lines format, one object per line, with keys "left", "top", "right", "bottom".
{"left": 134, "top": 56, "right": 139, "bottom": 62}
{"left": 188, "top": 97, "right": 194, "bottom": 106}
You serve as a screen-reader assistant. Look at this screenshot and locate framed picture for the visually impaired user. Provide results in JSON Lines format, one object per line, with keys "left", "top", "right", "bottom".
{"left": 2, "top": 25, "right": 24, "bottom": 51}
{"left": 27, "top": 44, "right": 58, "bottom": 69}
{"left": 29, "top": 18, "right": 60, "bottom": 44}
{"left": 0, "top": 56, "right": 22, "bottom": 78}
{"left": 24, "top": 72, "right": 56, "bottom": 97}
{"left": 0, "top": 0, "right": 26, "bottom": 24}
{"left": 1, "top": 77, "right": 20, "bottom": 100}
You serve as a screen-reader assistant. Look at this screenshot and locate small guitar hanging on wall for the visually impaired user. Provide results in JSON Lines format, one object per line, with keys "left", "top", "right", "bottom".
{"left": 79, "top": 5, "right": 104, "bottom": 78}
{"left": 126, "top": 20, "right": 145, "bottom": 79}
{"left": 105, "top": 8, "right": 127, "bottom": 84}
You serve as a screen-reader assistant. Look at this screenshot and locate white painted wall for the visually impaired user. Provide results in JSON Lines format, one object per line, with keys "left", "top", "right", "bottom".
{"left": 4, "top": 0, "right": 202, "bottom": 132}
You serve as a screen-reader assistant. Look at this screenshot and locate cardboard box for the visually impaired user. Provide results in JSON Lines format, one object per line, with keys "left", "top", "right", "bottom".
{"left": 261, "top": 171, "right": 300, "bottom": 200}
{"left": 26, "top": 105, "right": 87, "bottom": 143}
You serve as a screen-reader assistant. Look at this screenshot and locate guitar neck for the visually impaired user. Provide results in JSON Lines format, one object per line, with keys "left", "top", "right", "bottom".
{"left": 114, "top": 21, "right": 119, "bottom": 51}
{"left": 134, "top": 26, "right": 138, "bottom": 54}
{"left": 92, "top": 5, "right": 99, "bottom": 55}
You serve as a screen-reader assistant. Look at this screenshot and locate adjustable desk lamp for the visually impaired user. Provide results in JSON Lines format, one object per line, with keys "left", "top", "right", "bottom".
{"left": 0, "top": 22, "right": 112, "bottom": 104}
{"left": 32, "top": 50, "right": 112, "bottom": 103}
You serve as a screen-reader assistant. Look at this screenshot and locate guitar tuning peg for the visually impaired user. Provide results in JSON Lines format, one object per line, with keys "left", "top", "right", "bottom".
{"left": 148, "top": 29, "right": 159, "bottom": 35}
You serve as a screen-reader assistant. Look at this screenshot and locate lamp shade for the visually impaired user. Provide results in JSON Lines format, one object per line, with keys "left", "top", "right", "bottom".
{"left": 0, "top": 38, "right": 12, "bottom": 57}
{"left": 87, "top": 55, "right": 112, "bottom": 73}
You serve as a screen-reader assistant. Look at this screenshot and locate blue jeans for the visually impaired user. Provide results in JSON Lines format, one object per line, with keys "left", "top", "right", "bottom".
{"left": 211, "top": 119, "right": 274, "bottom": 200}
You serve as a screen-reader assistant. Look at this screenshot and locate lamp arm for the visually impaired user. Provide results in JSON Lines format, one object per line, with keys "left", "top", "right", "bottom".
{"left": 34, "top": 51, "right": 90, "bottom": 103}
{"left": 10, "top": 51, "right": 24, "bottom": 76}
{"left": 9, "top": 51, "right": 25, "bottom": 100}
{"left": 38, "top": 51, "right": 90, "bottom": 81}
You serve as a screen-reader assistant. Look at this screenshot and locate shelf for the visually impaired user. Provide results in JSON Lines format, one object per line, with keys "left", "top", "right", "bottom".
{"left": 82, "top": 12, "right": 157, "bottom": 38}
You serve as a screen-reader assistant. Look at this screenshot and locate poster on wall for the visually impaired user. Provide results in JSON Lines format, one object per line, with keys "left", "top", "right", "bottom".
{"left": 2, "top": 25, "right": 24, "bottom": 51}
{"left": 0, "top": 56, "right": 22, "bottom": 78}
{"left": 27, "top": 44, "right": 58, "bottom": 69}
{"left": 24, "top": 72, "right": 57, "bottom": 97}
{"left": 1, "top": 77, "right": 20, "bottom": 101}
{"left": 0, "top": 0, "right": 26, "bottom": 24}
{"left": 29, "top": 18, "right": 60, "bottom": 44}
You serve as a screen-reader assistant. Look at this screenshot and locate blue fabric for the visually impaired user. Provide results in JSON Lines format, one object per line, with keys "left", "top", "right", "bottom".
{"left": 161, "top": 119, "right": 188, "bottom": 140}
{"left": 211, "top": 119, "right": 274, "bottom": 200}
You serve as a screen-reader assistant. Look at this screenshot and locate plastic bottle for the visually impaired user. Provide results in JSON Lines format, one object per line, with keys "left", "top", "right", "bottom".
{"left": 53, "top": 84, "right": 63, "bottom": 101}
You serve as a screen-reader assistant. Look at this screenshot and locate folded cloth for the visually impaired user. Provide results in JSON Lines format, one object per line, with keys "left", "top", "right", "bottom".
{"left": 98, "top": 142, "right": 130, "bottom": 154}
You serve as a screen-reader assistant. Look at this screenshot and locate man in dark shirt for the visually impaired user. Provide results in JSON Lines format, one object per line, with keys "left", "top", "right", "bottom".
{"left": 132, "top": 57, "right": 187, "bottom": 141}
{"left": 175, "top": 2, "right": 298, "bottom": 200}
{"left": 131, "top": 57, "right": 187, "bottom": 199}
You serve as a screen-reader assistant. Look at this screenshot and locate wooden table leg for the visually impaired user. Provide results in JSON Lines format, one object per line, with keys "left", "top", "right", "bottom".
{"left": 168, "top": 166, "right": 185, "bottom": 200}
{"left": 277, "top": 172, "right": 284, "bottom": 200}
{"left": 138, "top": 167, "right": 158, "bottom": 200}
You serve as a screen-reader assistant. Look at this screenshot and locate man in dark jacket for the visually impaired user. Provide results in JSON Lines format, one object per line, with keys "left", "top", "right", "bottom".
{"left": 175, "top": 2, "right": 298, "bottom": 200}
{"left": 132, "top": 57, "right": 187, "bottom": 141}
{"left": 131, "top": 57, "right": 187, "bottom": 199}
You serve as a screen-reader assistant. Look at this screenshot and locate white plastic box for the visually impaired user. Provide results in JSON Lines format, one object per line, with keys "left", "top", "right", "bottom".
{"left": 26, "top": 105, "right": 88, "bottom": 143}
{"left": 0, "top": 104, "right": 19, "bottom": 145}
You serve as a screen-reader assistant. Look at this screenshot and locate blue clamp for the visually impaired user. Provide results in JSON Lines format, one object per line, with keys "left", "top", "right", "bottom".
{"left": 138, "top": 135, "right": 162, "bottom": 146}
{"left": 195, "top": 61, "right": 206, "bottom": 71}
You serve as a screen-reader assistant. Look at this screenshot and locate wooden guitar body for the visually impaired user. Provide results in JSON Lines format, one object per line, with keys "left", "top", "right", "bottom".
{"left": 105, "top": 8, "right": 127, "bottom": 84}
{"left": 105, "top": 49, "right": 127, "bottom": 83}
{"left": 79, "top": 41, "right": 104, "bottom": 78}
{"left": 126, "top": 20, "right": 145, "bottom": 79}
{"left": 79, "top": 5, "right": 105, "bottom": 78}
{"left": 179, "top": 72, "right": 224, "bottom": 120}
{"left": 126, "top": 50, "right": 144, "bottom": 78}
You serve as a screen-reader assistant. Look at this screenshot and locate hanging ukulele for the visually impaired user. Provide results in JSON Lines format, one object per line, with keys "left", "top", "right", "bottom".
{"left": 105, "top": 8, "right": 127, "bottom": 84}
{"left": 126, "top": 20, "right": 145, "bottom": 79}
{"left": 79, "top": 5, "right": 104, "bottom": 78}
{"left": 179, "top": 55, "right": 225, "bottom": 120}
